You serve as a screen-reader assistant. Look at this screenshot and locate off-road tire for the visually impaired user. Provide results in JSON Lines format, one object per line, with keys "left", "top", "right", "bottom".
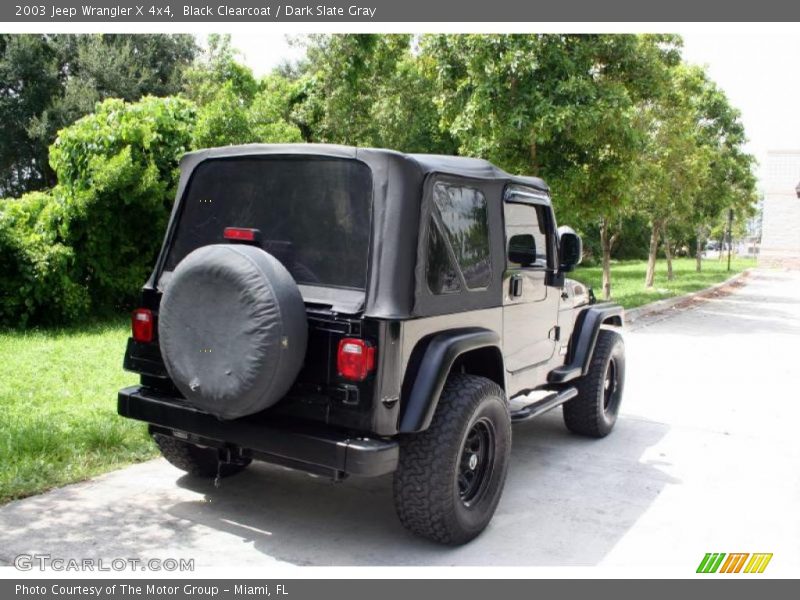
{"left": 393, "top": 374, "right": 511, "bottom": 545}
{"left": 153, "top": 433, "right": 251, "bottom": 478}
{"left": 563, "top": 328, "right": 625, "bottom": 438}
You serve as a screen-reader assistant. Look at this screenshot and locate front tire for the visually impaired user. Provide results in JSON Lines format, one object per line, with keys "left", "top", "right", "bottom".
{"left": 153, "top": 433, "right": 251, "bottom": 478}
{"left": 393, "top": 374, "right": 511, "bottom": 545}
{"left": 563, "top": 328, "right": 625, "bottom": 437}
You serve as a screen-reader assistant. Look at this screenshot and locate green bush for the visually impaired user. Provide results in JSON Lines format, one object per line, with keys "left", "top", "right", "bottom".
{"left": 0, "top": 96, "right": 196, "bottom": 327}
{"left": 191, "top": 78, "right": 303, "bottom": 148}
{"left": 1, "top": 88, "right": 308, "bottom": 328}
{"left": 48, "top": 96, "right": 196, "bottom": 313}
{"left": 247, "top": 75, "right": 305, "bottom": 144}
{"left": 191, "top": 82, "right": 253, "bottom": 148}
{"left": 0, "top": 191, "right": 89, "bottom": 327}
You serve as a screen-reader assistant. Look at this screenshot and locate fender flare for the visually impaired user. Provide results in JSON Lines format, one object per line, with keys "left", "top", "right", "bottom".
{"left": 548, "top": 303, "right": 624, "bottom": 384}
{"left": 398, "top": 327, "right": 502, "bottom": 433}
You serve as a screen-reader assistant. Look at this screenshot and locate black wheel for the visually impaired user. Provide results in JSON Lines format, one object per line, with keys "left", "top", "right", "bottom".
{"left": 563, "top": 328, "right": 625, "bottom": 437}
{"left": 393, "top": 374, "right": 511, "bottom": 545}
{"left": 153, "top": 433, "right": 251, "bottom": 478}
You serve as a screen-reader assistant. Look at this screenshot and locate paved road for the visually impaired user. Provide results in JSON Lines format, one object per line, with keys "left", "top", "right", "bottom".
{"left": 1, "top": 270, "right": 799, "bottom": 570}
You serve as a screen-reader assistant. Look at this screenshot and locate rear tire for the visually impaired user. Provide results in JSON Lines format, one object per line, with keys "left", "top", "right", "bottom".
{"left": 393, "top": 374, "right": 511, "bottom": 545}
{"left": 153, "top": 433, "right": 251, "bottom": 478}
{"left": 563, "top": 328, "right": 625, "bottom": 437}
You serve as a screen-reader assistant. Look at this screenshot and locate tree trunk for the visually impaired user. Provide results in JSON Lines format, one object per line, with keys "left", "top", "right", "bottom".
{"left": 645, "top": 222, "right": 661, "bottom": 289}
{"left": 663, "top": 230, "right": 674, "bottom": 281}
{"left": 600, "top": 217, "right": 612, "bottom": 300}
{"left": 599, "top": 216, "right": 620, "bottom": 300}
{"left": 695, "top": 233, "right": 703, "bottom": 273}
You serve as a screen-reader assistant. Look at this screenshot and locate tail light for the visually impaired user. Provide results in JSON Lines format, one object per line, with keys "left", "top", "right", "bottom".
{"left": 224, "top": 227, "right": 260, "bottom": 242}
{"left": 131, "top": 308, "right": 154, "bottom": 343}
{"left": 337, "top": 338, "right": 376, "bottom": 382}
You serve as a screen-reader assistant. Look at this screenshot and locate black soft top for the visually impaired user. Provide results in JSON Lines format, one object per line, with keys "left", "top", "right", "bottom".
{"left": 178, "top": 144, "right": 550, "bottom": 194}
{"left": 407, "top": 153, "right": 549, "bottom": 192}
{"left": 152, "top": 144, "right": 551, "bottom": 318}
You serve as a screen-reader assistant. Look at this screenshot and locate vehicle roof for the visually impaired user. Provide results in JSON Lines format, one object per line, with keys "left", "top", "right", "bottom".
{"left": 159, "top": 144, "right": 551, "bottom": 318}
{"left": 182, "top": 143, "right": 551, "bottom": 194}
{"left": 406, "top": 153, "right": 550, "bottom": 193}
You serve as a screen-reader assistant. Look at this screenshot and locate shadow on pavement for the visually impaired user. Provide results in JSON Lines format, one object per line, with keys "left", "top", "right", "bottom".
{"left": 165, "top": 410, "right": 674, "bottom": 566}
{"left": 0, "top": 479, "right": 205, "bottom": 564}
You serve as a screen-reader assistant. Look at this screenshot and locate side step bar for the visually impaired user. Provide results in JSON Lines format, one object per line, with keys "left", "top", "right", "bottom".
{"left": 510, "top": 387, "right": 578, "bottom": 423}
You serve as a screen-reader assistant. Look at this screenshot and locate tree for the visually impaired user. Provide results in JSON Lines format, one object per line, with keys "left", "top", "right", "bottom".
{"left": 634, "top": 65, "right": 711, "bottom": 288}
{"left": 191, "top": 79, "right": 303, "bottom": 148}
{"left": 247, "top": 74, "right": 306, "bottom": 143}
{"left": 191, "top": 82, "right": 255, "bottom": 148}
{"left": 421, "top": 34, "right": 681, "bottom": 299}
{"left": 294, "top": 34, "right": 455, "bottom": 153}
{"left": 0, "top": 35, "right": 62, "bottom": 197}
{"left": 186, "top": 36, "right": 303, "bottom": 148}
{"left": 182, "top": 34, "right": 257, "bottom": 106}
{"left": 686, "top": 70, "right": 756, "bottom": 271}
{"left": 0, "top": 34, "right": 197, "bottom": 197}
{"left": 634, "top": 64, "right": 756, "bottom": 286}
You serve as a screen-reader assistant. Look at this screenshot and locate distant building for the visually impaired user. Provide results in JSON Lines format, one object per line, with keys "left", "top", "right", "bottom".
{"left": 759, "top": 150, "right": 800, "bottom": 268}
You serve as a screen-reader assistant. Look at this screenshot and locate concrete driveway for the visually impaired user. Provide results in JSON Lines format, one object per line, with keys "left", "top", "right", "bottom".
{"left": 1, "top": 269, "right": 799, "bottom": 569}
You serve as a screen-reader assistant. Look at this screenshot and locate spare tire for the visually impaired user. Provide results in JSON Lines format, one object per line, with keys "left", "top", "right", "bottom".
{"left": 158, "top": 244, "right": 307, "bottom": 420}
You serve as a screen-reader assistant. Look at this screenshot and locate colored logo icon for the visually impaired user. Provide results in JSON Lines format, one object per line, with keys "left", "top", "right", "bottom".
{"left": 696, "top": 553, "right": 773, "bottom": 573}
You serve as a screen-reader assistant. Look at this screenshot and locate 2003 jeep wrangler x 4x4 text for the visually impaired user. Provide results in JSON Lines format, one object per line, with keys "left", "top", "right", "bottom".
{"left": 119, "top": 144, "right": 625, "bottom": 545}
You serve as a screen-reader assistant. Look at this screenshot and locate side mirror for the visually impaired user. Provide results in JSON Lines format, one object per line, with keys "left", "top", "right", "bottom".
{"left": 508, "top": 234, "right": 537, "bottom": 267}
{"left": 558, "top": 226, "right": 582, "bottom": 272}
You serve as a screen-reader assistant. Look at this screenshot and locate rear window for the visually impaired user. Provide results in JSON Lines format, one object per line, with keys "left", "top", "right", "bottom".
{"left": 162, "top": 157, "right": 372, "bottom": 289}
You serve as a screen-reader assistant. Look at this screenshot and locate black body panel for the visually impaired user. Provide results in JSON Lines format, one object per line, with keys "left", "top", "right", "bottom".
{"left": 398, "top": 327, "right": 501, "bottom": 433}
{"left": 124, "top": 309, "right": 390, "bottom": 434}
{"left": 271, "top": 314, "right": 385, "bottom": 433}
{"left": 548, "top": 303, "right": 624, "bottom": 384}
{"left": 123, "top": 338, "right": 168, "bottom": 379}
{"left": 118, "top": 386, "right": 398, "bottom": 477}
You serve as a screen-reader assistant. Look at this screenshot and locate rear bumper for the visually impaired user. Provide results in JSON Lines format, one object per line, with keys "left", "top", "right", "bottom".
{"left": 118, "top": 386, "right": 398, "bottom": 478}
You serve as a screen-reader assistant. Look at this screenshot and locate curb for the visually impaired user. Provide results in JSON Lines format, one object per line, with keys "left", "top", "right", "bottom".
{"left": 624, "top": 268, "right": 753, "bottom": 325}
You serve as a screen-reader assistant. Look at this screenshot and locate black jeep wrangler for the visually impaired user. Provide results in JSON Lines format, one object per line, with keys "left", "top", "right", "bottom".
{"left": 119, "top": 144, "right": 625, "bottom": 545}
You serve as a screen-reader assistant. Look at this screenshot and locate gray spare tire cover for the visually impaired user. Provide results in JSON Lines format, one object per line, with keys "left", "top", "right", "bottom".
{"left": 158, "top": 244, "right": 307, "bottom": 420}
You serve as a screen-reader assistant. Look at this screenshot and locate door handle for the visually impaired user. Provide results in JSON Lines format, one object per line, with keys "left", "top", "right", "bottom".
{"left": 510, "top": 273, "right": 523, "bottom": 298}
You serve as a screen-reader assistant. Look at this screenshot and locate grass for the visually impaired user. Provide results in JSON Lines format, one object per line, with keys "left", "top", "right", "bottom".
{"left": 572, "top": 256, "right": 756, "bottom": 309}
{"left": 0, "top": 256, "right": 756, "bottom": 504}
{"left": 0, "top": 318, "right": 155, "bottom": 504}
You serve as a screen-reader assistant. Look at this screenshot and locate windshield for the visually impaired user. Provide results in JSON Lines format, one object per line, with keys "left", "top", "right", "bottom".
{"left": 162, "top": 157, "right": 373, "bottom": 289}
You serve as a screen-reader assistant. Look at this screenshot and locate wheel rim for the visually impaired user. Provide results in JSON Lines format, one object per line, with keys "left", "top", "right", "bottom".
{"left": 603, "top": 358, "right": 617, "bottom": 411}
{"left": 457, "top": 418, "right": 496, "bottom": 506}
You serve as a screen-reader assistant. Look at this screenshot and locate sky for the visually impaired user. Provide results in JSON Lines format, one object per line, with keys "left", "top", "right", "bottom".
{"left": 680, "top": 33, "right": 800, "bottom": 181}
{"left": 227, "top": 32, "right": 800, "bottom": 184}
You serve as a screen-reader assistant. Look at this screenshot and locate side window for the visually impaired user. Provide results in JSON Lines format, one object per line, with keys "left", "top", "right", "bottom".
{"left": 505, "top": 201, "right": 548, "bottom": 269}
{"left": 426, "top": 221, "right": 462, "bottom": 294}
{"left": 427, "top": 182, "right": 491, "bottom": 292}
